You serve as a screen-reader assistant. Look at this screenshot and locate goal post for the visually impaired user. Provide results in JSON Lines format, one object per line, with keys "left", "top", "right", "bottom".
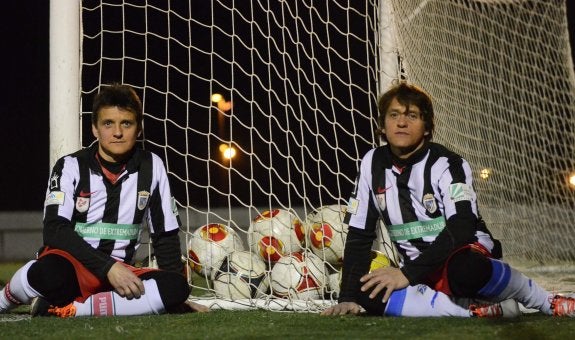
{"left": 50, "top": 0, "right": 575, "bottom": 310}
{"left": 49, "top": 0, "right": 81, "bottom": 168}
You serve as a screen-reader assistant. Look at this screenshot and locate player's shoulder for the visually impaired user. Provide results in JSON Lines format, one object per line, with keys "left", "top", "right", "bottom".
{"left": 429, "top": 142, "right": 465, "bottom": 161}
{"left": 362, "top": 145, "right": 389, "bottom": 160}
{"left": 53, "top": 145, "right": 93, "bottom": 168}
{"left": 134, "top": 149, "right": 168, "bottom": 172}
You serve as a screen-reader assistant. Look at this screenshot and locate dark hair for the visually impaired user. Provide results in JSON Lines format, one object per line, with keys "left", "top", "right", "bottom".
{"left": 92, "top": 83, "right": 143, "bottom": 129}
{"left": 376, "top": 81, "right": 435, "bottom": 142}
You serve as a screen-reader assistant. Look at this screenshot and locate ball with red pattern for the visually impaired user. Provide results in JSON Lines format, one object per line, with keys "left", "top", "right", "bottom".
{"left": 307, "top": 204, "right": 348, "bottom": 266}
{"left": 187, "top": 223, "right": 245, "bottom": 279}
{"left": 247, "top": 209, "right": 305, "bottom": 266}
{"left": 270, "top": 251, "right": 327, "bottom": 300}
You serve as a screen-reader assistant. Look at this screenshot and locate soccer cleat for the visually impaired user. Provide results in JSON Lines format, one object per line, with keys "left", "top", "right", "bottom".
{"left": 30, "top": 297, "right": 51, "bottom": 317}
{"left": 551, "top": 295, "right": 575, "bottom": 317}
{"left": 470, "top": 299, "right": 521, "bottom": 318}
{"left": 47, "top": 303, "right": 77, "bottom": 318}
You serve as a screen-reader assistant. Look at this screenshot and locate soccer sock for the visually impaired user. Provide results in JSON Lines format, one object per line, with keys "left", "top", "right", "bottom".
{"left": 384, "top": 284, "right": 470, "bottom": 317}
{"left": 73, "top": 279, "right": 165, "bottom": 316}
{"left": 478, "top": 259, "right": 552, "bottom": 315}
{"left": 0, "top": 261, "right": 41, "bottom": 313}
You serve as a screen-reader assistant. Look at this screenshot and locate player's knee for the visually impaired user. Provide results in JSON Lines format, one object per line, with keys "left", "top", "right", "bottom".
{"left": 150, "top": 271, "right": 190, "bottom": 308}
{"left": 27, "top": 254, "right": 80, "bottom": 305}
{"left": 447, "top": 250, "right": 492, "bottom": 296}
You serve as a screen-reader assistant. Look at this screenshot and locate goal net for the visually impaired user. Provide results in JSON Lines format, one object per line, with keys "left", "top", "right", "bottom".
{"left": 75, "top": 0, "right": 575, "bottom": 309}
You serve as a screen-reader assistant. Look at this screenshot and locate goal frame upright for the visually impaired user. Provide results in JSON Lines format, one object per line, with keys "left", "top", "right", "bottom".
{"left": 49, "top": 0, "right": 81, "bottom": 168}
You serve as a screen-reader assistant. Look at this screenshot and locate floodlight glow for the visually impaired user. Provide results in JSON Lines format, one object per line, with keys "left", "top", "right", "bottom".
{"left": 479, "top": 168, "right": 491, "bottom": 180}
{"left": 220, "top": 144, "right": 236, "bottom": 160}
{"left": 569, "top": 172, "right": 575, "bottom": 188}
{"left": 211, "top": 93, "right": 223, "bottom": 103}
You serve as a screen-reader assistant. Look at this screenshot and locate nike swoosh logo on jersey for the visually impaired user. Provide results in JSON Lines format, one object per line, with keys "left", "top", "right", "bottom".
{"left": 79, "top": 190, "right": 96, "bottom": 197}
{"left": 376, "top": 186, "right": 392, "bottom": 194}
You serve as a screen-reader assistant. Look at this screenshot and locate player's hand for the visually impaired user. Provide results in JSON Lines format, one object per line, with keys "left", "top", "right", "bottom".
{"left": 167, "top": 300, "right": 210, "bottom": 314}
{"left": 106, "top": 262, "right": 145, "bottom": 299}
{"left": 360, "top": 266, "right": 409, "bottom": 303}
{"left": 320, "top": 302, "right": 362, "bottom": 316}
{"left": 183, "top": 300, "right": 210, "bottom": 313}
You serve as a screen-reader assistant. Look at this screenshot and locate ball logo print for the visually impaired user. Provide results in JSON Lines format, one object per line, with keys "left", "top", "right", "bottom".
{"left": 255, "top": 209, "right": 279, "bottom": 221}
{"left": 187, "top": 223, "right": 245, "bottom": 279}
{"left": 248, "top": 209, "right": 304, "bottom": 266}
{"left": 310, "top": 223, "right": 333, "bottom": 248}
{"left": 257, "top": 236, "right": 285, "bottom": 264}
{"left": 200, "top": 223, "right": 229, "bottom": 242}
{"left": 213, "top": 250, "right": 270, "bottom": 300}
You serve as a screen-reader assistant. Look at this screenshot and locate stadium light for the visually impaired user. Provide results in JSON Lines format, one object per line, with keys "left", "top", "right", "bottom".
{"left": 479, "top": 168, "right": 491, "bottom": 180}
{"left": 211, "top": 93, "right": 232, "bottom": 112}
{"left": 568, "top": 172, "right": 575, "bottom": 189}
{"left": 211, "top": 93, "right": 223, "bottom": 103}
{"left": 219, "top": 143, "right": 236, "bottom": 160}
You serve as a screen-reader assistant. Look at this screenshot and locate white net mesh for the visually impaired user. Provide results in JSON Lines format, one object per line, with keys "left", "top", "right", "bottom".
{"left": 79, "top": 0, "right": 575, "bottom": 309}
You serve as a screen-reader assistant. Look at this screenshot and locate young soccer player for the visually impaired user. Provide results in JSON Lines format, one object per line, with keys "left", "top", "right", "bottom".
{"left": 0, "top": 84, "right": 208, "bottom": 317}
{"left": 322, "top": 81, "right": 575, "bottom": 317}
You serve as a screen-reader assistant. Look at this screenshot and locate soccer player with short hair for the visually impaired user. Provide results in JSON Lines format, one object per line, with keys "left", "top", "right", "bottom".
{"left": 0, "top": 84, "right": 208, "bottom": 317}
{"left": 322, "top": 81, "right": 575, "bottom": 317}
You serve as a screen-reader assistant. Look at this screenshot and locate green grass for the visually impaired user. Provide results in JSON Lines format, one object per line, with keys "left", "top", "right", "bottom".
{"left": 2, "top": 263, "right": 575, "bottom": 339}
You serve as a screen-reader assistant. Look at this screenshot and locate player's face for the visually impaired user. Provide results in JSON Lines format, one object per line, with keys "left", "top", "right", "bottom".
{"left": 92, "top": 106, "right": 141, "bottom": 162}
{"left": 383, "top": 97, "right": 429, "bottom": 159}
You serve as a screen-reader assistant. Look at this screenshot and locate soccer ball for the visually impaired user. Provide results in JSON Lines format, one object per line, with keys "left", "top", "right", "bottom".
{"left": 369, "top": 250, "right": 392, "bottom": 272}
{"left": 270, "top": 251, "right": 327, "bottom": 300}
{"left": 307, "top": 204, "right": 349, "bottom": 266}
{"left": 187, "top": 223, "right": 245, "bottom": 279}
{"left": 213, "top": 250, "right": 270, "bottom": 300}
{"left": 248, "top": 209, "right": 305, "bottom": 265}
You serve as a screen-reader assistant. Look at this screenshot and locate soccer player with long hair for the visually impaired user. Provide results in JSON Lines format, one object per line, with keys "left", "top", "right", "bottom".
{"left": 322, "top": 81, "right": 575, "bottom": 317}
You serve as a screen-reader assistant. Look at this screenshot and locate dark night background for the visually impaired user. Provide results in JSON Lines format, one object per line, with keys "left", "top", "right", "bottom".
{"left": 1, "top": 2, "right": 574, "bottom": 211}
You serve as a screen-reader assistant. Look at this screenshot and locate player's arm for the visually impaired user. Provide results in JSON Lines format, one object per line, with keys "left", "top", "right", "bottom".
{"left": 323, "top": 155, "right": 379, "bottom": 315}
{"left": 339, "top": 225, "right": 377, "bottom": 303}
{"left": 148, "top": 155, "right": 185, "bottom": 274}
{"left": 43, "top": 215, "right": 117, "bottom": 278}
{"left": 43, "top": 158, "right": 117, "bottom": 280}
{"left": 151, "top": 229, "right": 183, "bottom": 272}
{"left": 400, "top": 158, "right": 479, "bottom": 285}
{"left": 321, "top": 226, "right": 374, "bottom": 316}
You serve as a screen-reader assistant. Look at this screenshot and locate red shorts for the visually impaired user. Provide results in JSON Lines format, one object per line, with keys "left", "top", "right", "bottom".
{"left": 38, "top": 247, "right": 156, "bottom": 303}
{"left": 424, "top": 242, "right": 492, "bottom": 296}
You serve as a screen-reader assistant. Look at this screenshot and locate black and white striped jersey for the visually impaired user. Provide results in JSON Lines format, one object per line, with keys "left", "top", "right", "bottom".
{"left": 345, "top": 142, "right": 500, "bottom": 284}
{"left": 43, "top": 144, "right": 182, "bottom": 279}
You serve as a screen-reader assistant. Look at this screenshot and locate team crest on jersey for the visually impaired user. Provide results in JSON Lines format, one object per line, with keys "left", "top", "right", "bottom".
{"left": 137, "top": 191, "right": 150, "bottom": 210}
{"left": 376, "top": 193, "right": 386, "bottom": 211}
{"left": 422, "top": 193, "right": 437, "bottom": 214}
{"left": 75, "top": 196, "right": 90, "bottom": 213}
